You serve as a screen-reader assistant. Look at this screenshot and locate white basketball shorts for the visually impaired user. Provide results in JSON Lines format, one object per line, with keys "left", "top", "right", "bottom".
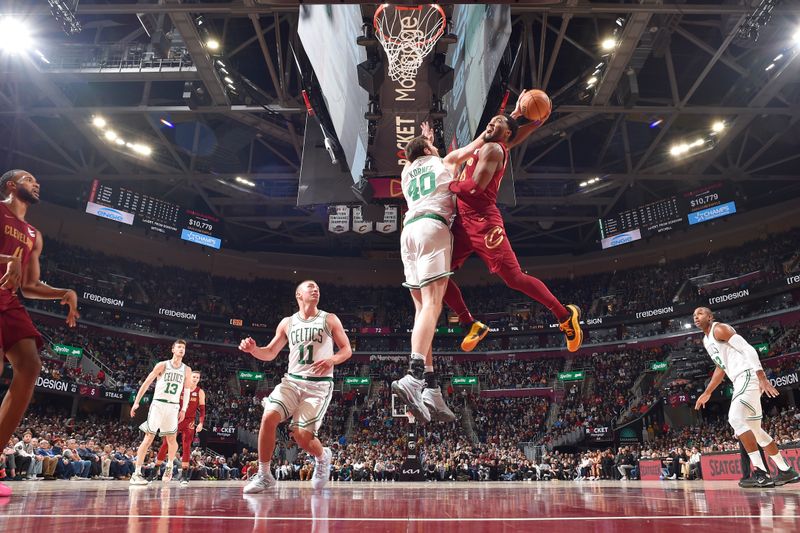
{"left": 140, "top": 400, "right": 180, "bottom": 436}
{"left": 728, "top": 369, "right": 763, "bottom": 436}
{"left": 263, "top": 374, "right": 334, "bottom": 436}
{"left": 400, "top": 215, "right": 453, "bottom": 290}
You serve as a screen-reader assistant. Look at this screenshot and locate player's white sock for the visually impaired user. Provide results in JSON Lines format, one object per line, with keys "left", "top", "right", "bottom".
{"left": 259, "top": 461, "right": 271, "bottom": 474}
{"left": 770, "top": 453, "right": 790, "bottom": 472}
{"left": 424, "top": 365, "right": 434, "bottom": 372}
{"left": 411, "top": 352, "right": 425, "bottom": 361}
{"left": 135, "top": 465, "right": 142, "bottom": 475}
{"left": 748, "top": 451, "right": 767, "bottom": 472}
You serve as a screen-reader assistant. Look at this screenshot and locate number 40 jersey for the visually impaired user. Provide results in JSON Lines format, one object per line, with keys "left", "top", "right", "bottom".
{"left": 401, "top": 155, "right": 456, "bottom": 226}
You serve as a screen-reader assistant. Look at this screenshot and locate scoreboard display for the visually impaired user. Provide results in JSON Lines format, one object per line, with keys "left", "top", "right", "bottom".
{"left": 85, "top": 180, "right": 223, "bottom": 249}
{"left": 600, "top": 183, "right": 736, "bottom": 249}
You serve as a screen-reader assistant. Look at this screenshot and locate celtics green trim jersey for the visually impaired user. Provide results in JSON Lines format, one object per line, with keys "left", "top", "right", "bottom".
{"left": 287, "top": 310, "right": 334, "bottom": 378}
{"left": 153, "top": 360, "right": 186, "bottom": 403}
{"left": 702, "top": 322, "right": 759, "bottom": 382}
{"left": 401, "top": 155, "right": 455, "bottom": 225}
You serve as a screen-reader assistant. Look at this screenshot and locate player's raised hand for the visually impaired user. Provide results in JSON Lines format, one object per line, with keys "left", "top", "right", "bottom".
{"left": 694, "top": 392, "right": 711, "bottom": 410}
{"left": 60, "top": 289, "right": 80, "bottom": 327}
{"left": 420, "top": 121, "right": 434, "bottom": 141}
{"left": 130, "top": 404, "right": 139, "bottom": 417}
{"left": 510, "top": 89, "right": 528, "bottom": 120}
{"left": 759, "top": 376, "right": 779, "bottom": 398}
{"left": 239, "top": 337, "right": 257, "bottom": 354}
{"left": 0, "top": 257, "right": 21, "bottom": 290}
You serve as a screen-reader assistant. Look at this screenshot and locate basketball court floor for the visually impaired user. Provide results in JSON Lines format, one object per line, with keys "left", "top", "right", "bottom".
{"left": 2, "top": 480, "right": 799, "bottom": 531}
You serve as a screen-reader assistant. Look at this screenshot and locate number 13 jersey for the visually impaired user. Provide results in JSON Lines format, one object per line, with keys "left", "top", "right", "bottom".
{"left": 401, "top": 156, "right": 456, "bottom": 225}
{"left": 153, "top": 360, "right": 186, "bottom": 403}
{"left": 287, "top": 311, "right": 334, "bottom": 379}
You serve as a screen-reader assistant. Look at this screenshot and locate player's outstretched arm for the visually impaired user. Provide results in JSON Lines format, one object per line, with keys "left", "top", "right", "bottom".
{"left": 239, "top": 317, "right": 291, "bottom": 361}
{"left": 448, "top": 143, "right": 504, "bottom": 209}
{"left": 197, "top": 390, "right": 206, "bottom": 433}
{"left": 179, "top": 365, "right": 193, "bottom": 423}
{"left": 442, "top": 133, "right": 486, "bottom": 167}
{"left": 310, "top": 313, "right": 352, "bottom": 375}
{"left": 0, "top": 255, "right": 21, "bottom": 290}
{"left": 694, "top": 367, "right": 725, "bottom": 410}
{"left": 507, "top": 90, "right": 550, "bottom": 150}
{"left": 19, "top": 231, "right": 80, "bottom": 327}
{"left": 131, "top": 362, "right": 165, "bottom": 416}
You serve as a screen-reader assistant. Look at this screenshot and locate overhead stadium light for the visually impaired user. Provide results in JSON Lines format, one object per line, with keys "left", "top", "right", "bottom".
{"left": 0, "top": 17, "right": 33, "bottom": 54}
{"left": 206, "top": 39, "right": 220, "bottom": 51}
{"left": 235, "top": 176, "right": 256, "bottom": 187}
{"left": 601, "top": 38, "right": 617, "bottom": 51}
{"left": 712, "top": 121, "right": 726, "bottom": 133}
{"left": 92, "top": 116, "right": 107, "bottom": 128}
{"left": 104, "top": 130, "right": 118, "bottom": 141}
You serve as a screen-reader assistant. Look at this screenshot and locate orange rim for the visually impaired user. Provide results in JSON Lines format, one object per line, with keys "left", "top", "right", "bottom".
{"left": 373, "top": 4, "right": 447, "bottom": 47}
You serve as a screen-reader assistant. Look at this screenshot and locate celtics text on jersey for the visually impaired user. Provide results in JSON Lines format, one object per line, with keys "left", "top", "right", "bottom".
{"left": 286, "top": 311, "right": 334, "bottom": 379}
{"left": 153, "top": 361, "right": 186, "bottom": 403}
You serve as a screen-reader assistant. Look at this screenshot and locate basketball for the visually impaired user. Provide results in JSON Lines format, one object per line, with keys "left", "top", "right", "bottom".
{"left": 518, "top": 89, "right": 552, "bottom": 122}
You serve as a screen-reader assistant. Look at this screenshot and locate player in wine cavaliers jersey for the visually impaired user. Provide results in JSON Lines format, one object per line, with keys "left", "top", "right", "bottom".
{"left": 154, "top": 370, "right": 205, "bottom": 485}
{"left": 0, "top": 169, "right": 79, "bottom": 498}
{"left": 443, "top": 94, "right": 584, "bottom": 354}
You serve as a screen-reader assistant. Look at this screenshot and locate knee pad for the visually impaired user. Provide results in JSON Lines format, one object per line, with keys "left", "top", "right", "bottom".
{"left": 746, "top": 420, "right": 773, "bottom": 448}
{"left": 728, "top": 411, "right": 749, "bottom": 437}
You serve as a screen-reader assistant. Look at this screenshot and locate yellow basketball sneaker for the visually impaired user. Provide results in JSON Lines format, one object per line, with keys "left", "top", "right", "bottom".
{"left": 559, "top": 304, "right": 584, "bottom": 352}
{"left": 460, "top": 320, "right": 489, "bottom": 352}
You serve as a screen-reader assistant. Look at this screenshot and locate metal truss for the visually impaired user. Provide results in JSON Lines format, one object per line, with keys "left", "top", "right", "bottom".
{"left": 2, "top": 1, "right": 799, "bottom": 254}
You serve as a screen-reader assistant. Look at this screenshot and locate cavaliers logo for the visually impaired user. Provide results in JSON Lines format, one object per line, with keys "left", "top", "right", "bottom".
{"left": 484, "top": 226, "right": 504, "bottom": 249}
{"left": 466, "top": 157, "right": 474, "bottom": 167}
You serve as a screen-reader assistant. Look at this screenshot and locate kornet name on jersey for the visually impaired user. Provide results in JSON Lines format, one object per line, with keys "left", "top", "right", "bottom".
{"left": 456, "top": 142, "right": 509, "bottom": 216}
{"left": 0, "top": 202, "right": 38, "bottom": 307}
{"left": 287, "top": 310, "right": 334, "bottom": 379}
{"left": 702, "top": 322, "right": 760, "bottom": 382}
{"left": 153, "top": 360, "right": 186, "bottom": 403}
{"left": 401, "top": 155, "right": 456, "bottom": 225}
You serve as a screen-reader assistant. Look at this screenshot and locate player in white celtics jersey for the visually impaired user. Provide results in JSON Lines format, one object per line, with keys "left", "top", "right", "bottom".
{"left": 392, "top": 122, "right": 488, "bottom": 423}
{"left": 693, "top": 307, "right": 799, "bottom": 488}
{"left": 239, "top": 280, "right": 352, "bottom": 493}
{"left": 129, "top": 339, "right": 193, "bottom": 486}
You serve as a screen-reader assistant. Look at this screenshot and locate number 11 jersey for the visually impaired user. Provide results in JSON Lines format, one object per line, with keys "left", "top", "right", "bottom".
{"left": 401, "top": 156, "right": 456, "bottom": 226}
{"left": 287, "top": 311, "right": 334, "bottom": 379}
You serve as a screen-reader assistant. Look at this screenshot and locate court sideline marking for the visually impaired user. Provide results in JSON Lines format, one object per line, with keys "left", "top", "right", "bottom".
{"left": 4, "top": 514, "right": 800, "bottom": 522}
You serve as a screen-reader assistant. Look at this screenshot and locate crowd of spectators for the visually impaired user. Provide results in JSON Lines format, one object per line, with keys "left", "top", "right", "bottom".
{"left": 30, "top": 228, "right": 800, "bottom": 339}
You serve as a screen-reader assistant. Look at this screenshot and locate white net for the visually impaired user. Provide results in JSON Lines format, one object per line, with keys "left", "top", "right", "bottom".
{"left": 374, "top": 4, "right": 446, "bottom": 84}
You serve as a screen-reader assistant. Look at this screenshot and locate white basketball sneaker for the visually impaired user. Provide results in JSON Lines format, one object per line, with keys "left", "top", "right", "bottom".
{"left": 312, "top": 448, "right": 332, "bottom": 490}
{"left": 423, "top": 387, "right": 456, "bottom": 422}
{"left": 129, "top": 472, "right": 149, "bottom": 486}
{"left": 243, "top": 470, "right": 277, "bottom": 494}
{"left": 391, "top": 374, "right": 431, "bottom": 423}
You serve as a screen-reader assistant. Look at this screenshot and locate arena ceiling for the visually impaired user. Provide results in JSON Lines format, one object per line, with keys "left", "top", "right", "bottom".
{"left": 1, "top": 1, "right": 800, "bottom": 256}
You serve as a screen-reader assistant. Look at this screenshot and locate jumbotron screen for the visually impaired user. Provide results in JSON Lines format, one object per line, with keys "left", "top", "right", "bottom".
{"left": 599, "top": 182, "right": 736, "bottom": 249}
{"left": 85, "top": 180, "right": 223, "bottom": 249}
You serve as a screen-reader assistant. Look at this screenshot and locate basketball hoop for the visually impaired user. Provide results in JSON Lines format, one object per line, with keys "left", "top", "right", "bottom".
{"left": 374, "top": 4, "right": 446, "bottom": 84}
